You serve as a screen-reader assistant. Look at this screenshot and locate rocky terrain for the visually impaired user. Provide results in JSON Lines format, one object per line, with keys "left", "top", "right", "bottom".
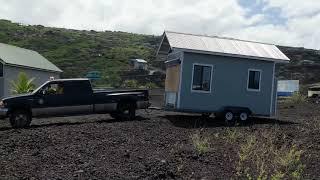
{"left": 0, "top": 100, "right": 319, "bottom": 179}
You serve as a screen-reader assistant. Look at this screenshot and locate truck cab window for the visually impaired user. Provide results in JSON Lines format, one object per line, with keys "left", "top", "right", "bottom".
{"left": 192, "top": 64, "right": 213, "bottom": 92}
{"left": 42, "top": 83, "right": 64, "bottom": 95}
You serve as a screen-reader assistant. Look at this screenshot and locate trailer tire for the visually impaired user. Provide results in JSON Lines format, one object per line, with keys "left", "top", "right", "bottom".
{"left": 224, "top": 111, "right": 236, "bottom": 126}
{"left": 239, "top": 111, "right": 249, "bottom": 122}
{"left": 9, "top": 110, "right": 32, "bottom": 129}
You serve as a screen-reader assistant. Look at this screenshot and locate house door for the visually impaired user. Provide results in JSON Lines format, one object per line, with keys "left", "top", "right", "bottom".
{"left": 165, "top": 64, "right": 181, "bottom": 108}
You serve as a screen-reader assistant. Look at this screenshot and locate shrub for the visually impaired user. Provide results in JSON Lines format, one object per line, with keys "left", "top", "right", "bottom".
{"left": 121, "top": 79, "right": 139, "bottom": 88}
{"left": 190, "top": 133, "right": 210, "bottom": 155}
{"left": 236, "top": 132, "right": 305, "bottom": 180}
{"left": 10, "top": 72, "right": 36, "bottom": 94}
{"left": 224, "top": 128, "right": 242, "bottom": 143}
{"left": 144, "top": 82, "right": 158, "bottom": 89}
{"left": 285, "top": 92, "right": 306, "bottom": 105}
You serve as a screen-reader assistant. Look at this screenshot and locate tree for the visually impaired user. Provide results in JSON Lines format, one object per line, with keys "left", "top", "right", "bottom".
{"left": 10, "top": 72, "right": 36, "bottom": 94}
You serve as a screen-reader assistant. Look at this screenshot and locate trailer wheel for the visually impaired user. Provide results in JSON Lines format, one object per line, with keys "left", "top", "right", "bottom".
{"left": 112, "top": 103, "right": 136, "bottom": 121}
{"left": 9, "top": 110, "right": 32, "bottom": 129}
{"left": 224, "top": 111, "right": 236, "bottom": 126}
{"left": 239, "top": 111, "right": 249, "bottom": 121}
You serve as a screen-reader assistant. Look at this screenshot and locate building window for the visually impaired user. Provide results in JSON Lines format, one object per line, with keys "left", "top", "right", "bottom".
{"left": 0, "top": 63, "right": 3, "bottom": 77}
{"left": 192, "top": 64, "right": 213, "bottom": 92}
{"left": 247, "top": 69, "right": 261, "bottom": 91}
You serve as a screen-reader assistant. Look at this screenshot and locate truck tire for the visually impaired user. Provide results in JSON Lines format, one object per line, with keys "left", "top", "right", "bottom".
{"left": 9, "top": 110, "right": 32, "bottom": 128}
{"left": 111, "top": 103, "right": 136, "bottom": 121}
{"left": 224, "top": 111, "right": 236, "bottom": 126}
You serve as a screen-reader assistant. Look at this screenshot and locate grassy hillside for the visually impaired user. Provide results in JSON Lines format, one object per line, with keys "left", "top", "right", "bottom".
{"left": 0, "top": 19, "right": 160, "bottom": 80}
{"left": 1, "top": 19, "right": 319, "bottom": 86}
{"left": 277, "top": 46, "right": 320, "bottom": 85}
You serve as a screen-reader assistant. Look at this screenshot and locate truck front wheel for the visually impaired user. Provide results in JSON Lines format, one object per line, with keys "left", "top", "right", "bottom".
{"left": 9, "top": 110, "right": 32, "bottom": 128}
{"left": 111, "top": 103, "right": 136, "bottom": 121}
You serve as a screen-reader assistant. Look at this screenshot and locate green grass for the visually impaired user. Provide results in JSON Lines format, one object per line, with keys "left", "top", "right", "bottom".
{"left": 236, "top": 131, "right": 305, "bottom": 180}
{"left": 284, "top": 92, "right": 307, "bottom": 106}
{"left": 190, "top": 132, "right": 210, "bottom": 155}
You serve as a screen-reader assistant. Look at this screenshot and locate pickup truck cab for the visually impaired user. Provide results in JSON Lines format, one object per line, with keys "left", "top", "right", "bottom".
{"left": 0, "top": 78, "right": 150, "bottom": 128}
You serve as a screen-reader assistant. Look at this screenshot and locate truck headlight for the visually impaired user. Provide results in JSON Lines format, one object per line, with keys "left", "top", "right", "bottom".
{"left": 0, "top": 101, "right": 4, "bottom": 108}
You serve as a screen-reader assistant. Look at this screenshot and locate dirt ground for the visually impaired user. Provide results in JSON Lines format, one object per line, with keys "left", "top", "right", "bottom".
{"left": 0, "top": 101, "right": 319, "bottom": 179}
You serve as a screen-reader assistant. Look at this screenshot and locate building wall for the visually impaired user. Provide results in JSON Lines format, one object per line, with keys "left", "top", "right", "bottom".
{"left": 0, "top": 78, "right": 3, "bottom": 98}
{"left": 179, "top": 52, "right": 275, "bottom": 116}
{"left": 3, "top": 65, "right": 60, "bottom": 97}
{"left": 0, "top": 63, "right": 3, "bottom": 97}
{"left": 272, "top": 78, "right": 277, "bottom": 116}
{"left": 133, "top": 62, "right": 147, "bottom": 70}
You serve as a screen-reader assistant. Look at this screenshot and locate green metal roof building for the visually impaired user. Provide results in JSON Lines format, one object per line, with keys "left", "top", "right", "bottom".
{"left": 0, "top": 43, "right": 62, "bottom": 97}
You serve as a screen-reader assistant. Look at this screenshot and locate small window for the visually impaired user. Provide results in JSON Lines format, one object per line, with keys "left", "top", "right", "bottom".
{"left": 192, "top": 64, "right": 213, "bottom": 92}
{"left": 247, "top": 69, "right": 261, "bottom": 91}
{"left": 0, "top": 63, "right": 3, "bottom": 77}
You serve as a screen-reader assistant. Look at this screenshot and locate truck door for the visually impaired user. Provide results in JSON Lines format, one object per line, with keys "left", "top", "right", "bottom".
{"left": 32, "top": 81, "right": 93, "bottom": 117}
{"left": 32, "top": 82, "right": 70, "bottom": 116}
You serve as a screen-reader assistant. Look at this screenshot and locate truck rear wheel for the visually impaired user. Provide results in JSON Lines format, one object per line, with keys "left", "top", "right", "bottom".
{"left": 9, "top": 110, "right": 32, "bottom": 128}
{"left": 111, "top": 103, "right": 136, "bottom": 121}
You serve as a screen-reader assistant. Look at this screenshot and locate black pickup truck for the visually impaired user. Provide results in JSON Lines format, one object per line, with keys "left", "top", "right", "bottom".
{"left": 0, "top": 79, "right": 150, "bottom": 128}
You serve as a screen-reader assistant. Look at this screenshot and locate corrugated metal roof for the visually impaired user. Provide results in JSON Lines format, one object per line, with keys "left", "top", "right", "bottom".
{"left": 0, "top": 43, "right": 62, "bottom": 72}
{"left": 164, "top": 31, "right": 290, "bottom": 62}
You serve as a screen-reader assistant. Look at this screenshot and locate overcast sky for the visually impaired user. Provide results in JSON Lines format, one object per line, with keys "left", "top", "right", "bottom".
{"left": 0, "top": 0, "right": 319, "bottom": 49}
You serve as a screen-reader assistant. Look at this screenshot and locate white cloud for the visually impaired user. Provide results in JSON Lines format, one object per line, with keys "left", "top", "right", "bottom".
{"left": 263, "top": 0, "right": 320, "bottom": 18}
{"left": 0, "top": 0, "right": 319, "bottom": 49}
{"left": 0, "top": 0, "right": 261, "bottom": 34}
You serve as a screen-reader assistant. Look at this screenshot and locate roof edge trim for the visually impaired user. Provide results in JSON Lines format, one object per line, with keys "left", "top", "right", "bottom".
{"left": 5, "top": 63, "right": 63, "bottom": 73}
{"left": 176, "top": 48, "right": 290, "bottom": 63}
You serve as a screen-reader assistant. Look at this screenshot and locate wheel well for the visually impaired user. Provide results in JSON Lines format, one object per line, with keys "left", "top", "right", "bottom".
{"left": 8, "top": 107, "right": 32, "bottom": 116}
{"left": 117, "top": 100, "right": 137, "bottom": 109}
{"left": 222, "top": 106, "right": 252, "bottom": 115}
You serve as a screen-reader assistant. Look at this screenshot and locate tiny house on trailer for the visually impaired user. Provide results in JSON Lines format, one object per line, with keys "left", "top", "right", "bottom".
{"left": 156, "top": 31, "right": 290, "bottom": 122}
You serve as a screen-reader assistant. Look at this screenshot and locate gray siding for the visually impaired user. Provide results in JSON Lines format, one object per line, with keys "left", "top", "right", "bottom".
{"left": 0, "top": 78, "right": 3, "bottom": 98}
{"left": 178, "top": 52, "right": 275, "bottom": 116}
{"left": 271, "top": 79, "right": 278, "bottom": 116}
{"left": 3, "top": 65, "right": 60, "bottom": 97}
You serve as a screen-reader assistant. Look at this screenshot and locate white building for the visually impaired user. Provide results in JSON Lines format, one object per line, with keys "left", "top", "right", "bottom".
{"left": 0, "top": 43, "right": 62, "bottom": 97}
{"left": 129, "top": 59, "right": 148, "bottom": 70}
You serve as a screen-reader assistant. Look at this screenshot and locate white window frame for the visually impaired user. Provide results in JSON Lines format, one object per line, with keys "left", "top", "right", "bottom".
{"left": 247, "top": 69, "right": 262, "bottom": 92}
{"left": 191, "top": 63, "right": 214, "bottom": 93}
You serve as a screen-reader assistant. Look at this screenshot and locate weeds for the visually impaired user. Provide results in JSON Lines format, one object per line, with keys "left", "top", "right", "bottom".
{"left": 224, "top": 128, "right": 242, "bottom": 143}
{"left": 190, "top": 132, "right": 210, "bottom": 155}
{"left": 284, "top": 92, "right": 306, "bottom": 105}
{"left": 236, "top": 132, "right": 305, "bottom": 180}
